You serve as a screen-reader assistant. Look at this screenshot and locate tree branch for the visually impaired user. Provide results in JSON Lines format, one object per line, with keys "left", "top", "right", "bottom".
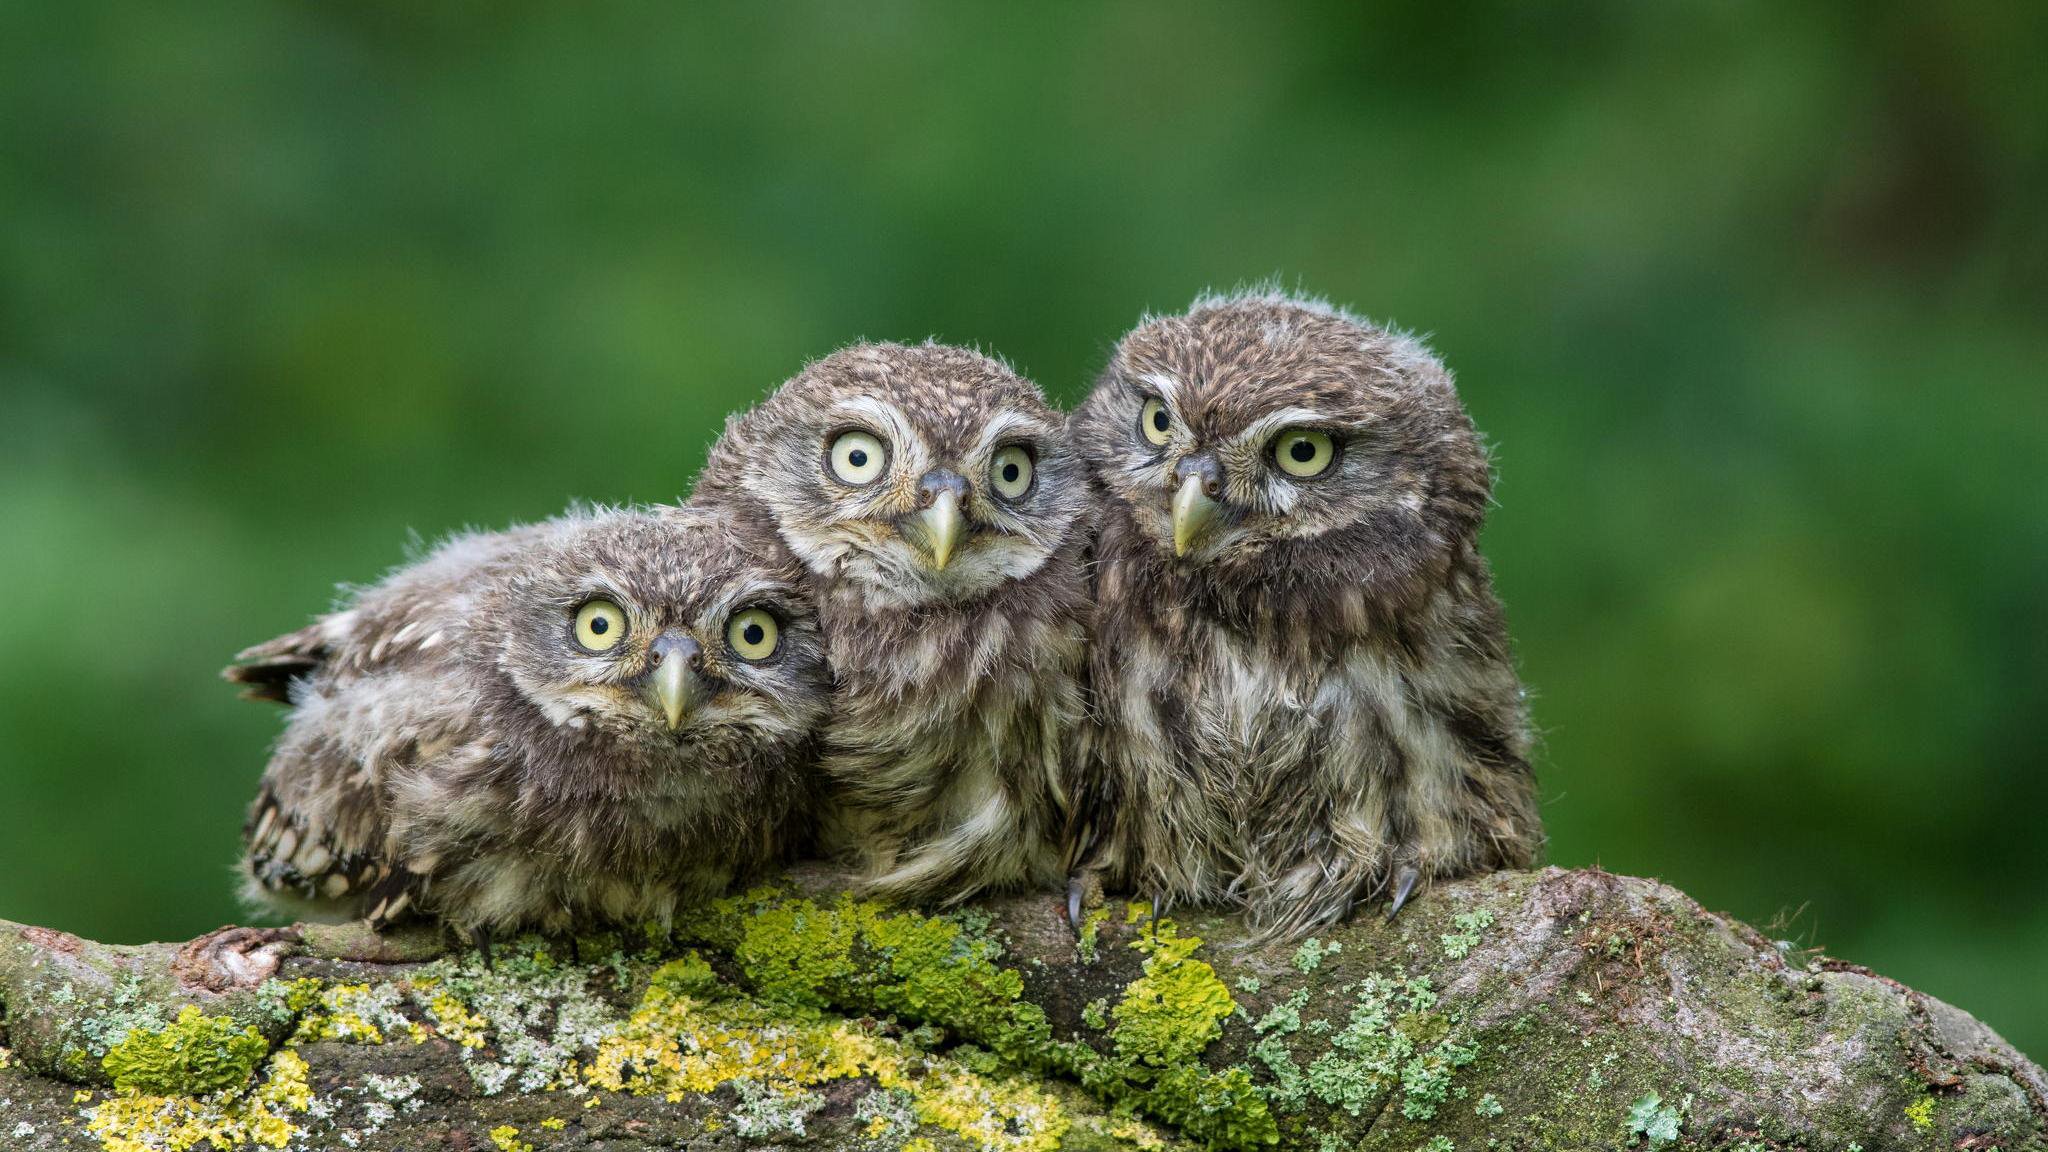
{"left": 1, "top": 867, "right": 2040, "bottom": 1151}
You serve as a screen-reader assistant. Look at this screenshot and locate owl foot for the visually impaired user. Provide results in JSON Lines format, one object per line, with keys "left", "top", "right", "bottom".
{"left": 468, "top": 927, "right": 496, "bottom": 971}
{"left": 1065, "top": 871, "right": 1105, "bottom": 936}
{"left": 1385, "top": 866, "right": 1421, "bottom": 922}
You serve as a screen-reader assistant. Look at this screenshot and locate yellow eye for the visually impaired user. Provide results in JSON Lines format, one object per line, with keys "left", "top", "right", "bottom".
{"left": 827, "top": 430, "right": 887, "bottom": 485}
{"left": 1272, "top": 428, "right": 1336, "bottom": 478}
{"left": 573, "top": 600, "right": 628, "bottom": 652}
{"left": 990, "top": 445, "right": 1034, "bottom": 500}
{"left": 1139, "top": 398, "right": 1173, "bottom": 447}
{"left": 726, "top": 607, "right": 779, "bottom": 661}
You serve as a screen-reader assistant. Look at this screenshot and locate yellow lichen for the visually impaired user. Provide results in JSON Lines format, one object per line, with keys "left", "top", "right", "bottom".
{"left": 86, "top": 1048, "right": 311, "bottom": 1152}
{"left": 424, "top": 990, "right": 490, "bottom": 1049}
{"left": 488, "top": 1124, "right": 534, "bottom": 1152}
{"left": 540, "top": 1115, "right": 567, "bottom": 1130}
{"left": 102, "top": 1006, "right": 269, "bottom": 1097}
{"left": 1905, "top": 1095, "right": 1935, "bottom": 1131}
{"left": 292, "top": 983, "right": 387, "bottom": 1044}
{"left": 1113, "top": 920, "right": 1236, "bottom": 1067}
{"left": 585, "top": 957, "right": 1069, "bottom": 1152}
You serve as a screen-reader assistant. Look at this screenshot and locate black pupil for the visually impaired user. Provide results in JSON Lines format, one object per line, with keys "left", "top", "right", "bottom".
{"left": 848, "top": 448, "right": 868, "bottom": 467}
{"left": 1001, "top": 462, "right": 1020, "bottom": 483}
{"left": 743, "top": 622, "right": 765, "bottom": 645}
{"left": 1290, "top": 438, "right": 1317, "bottom": 463}
{"left": 1151, "top": 408, "right": 1169, "bottom": 431}
{"left": 589, "top": 616, "right": 609, "bottom": 635}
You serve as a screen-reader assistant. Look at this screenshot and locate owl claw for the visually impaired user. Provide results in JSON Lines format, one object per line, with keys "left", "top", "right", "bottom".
{"left": 469, "top": 927, "right": 496, "bottom": 971}
{"left": 1386, "top": 866, "right": 1421, "bottom": 921}
{"left": 1066, "top": 880, "right": 1086, "bottom": 934}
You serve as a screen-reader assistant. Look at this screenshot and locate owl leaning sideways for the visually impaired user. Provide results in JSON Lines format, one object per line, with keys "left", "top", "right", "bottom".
{"left": 694, "top": 341, "right": 1090, "bottom": 904}
{"left": 225, "top": 504, "right": 828, "bottom": 943}
{"left": 1067, "top": 289, "right": 1543, "bottom": 940}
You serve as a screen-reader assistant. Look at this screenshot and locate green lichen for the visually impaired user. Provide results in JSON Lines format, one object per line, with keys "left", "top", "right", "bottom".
{"left": 1439, "top": 909, "right": 1495, "bottom": 960}
{"left": 1291, "top": 938, "right": 1340, "bottom": 974}
{"left": 1626, "top": 1090, "right": 1682, "bottom": 1148}
{"left": 682, "top": 888, "right": 1275, "bottom": 1150}
{"left": 648, "top": 949, "right": 726, "bottom": 1001}
{"left": 1078, "top": 905, "right": 1112, "bottom": 965}
{"left": 1244, "top": 965, "right": 1482, "bottom": 1129}
{"left": 1250, "top": 990, "right": 1313, "bottom": 1112}
{"left": 1903, "top": 1094, "right": 1934, "bottom": 1131}
{"left": 101, "top": 1006, "right": 268, "bottom": 1097}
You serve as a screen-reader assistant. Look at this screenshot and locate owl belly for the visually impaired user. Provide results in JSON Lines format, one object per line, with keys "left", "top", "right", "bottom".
{"left": 823, "top": 668, "right": 1068, "bottom": 900}
{"left": 1129, "top": 632, "right": 1322, "bottom": 905}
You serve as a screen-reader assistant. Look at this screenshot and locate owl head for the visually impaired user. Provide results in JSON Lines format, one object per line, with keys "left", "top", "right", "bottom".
{"left": 1073, "top": 290, "right": 1493, "bottom": 604}
{"left": 708, "top": 342, "right": 1088, "bottom": 608}
{"left": 484, "top": 506, "right": 829, "bottom": 749}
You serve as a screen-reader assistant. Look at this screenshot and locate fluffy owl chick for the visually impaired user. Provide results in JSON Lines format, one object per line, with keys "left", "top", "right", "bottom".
{"left": 224, "top": 504, "right": 828, "bottom": 942}
{"left": 1068, "top": 289, "right": 1543, "bottom": 940}
{"left": 694, "top": 342, "right": 1090, "bottom": 904}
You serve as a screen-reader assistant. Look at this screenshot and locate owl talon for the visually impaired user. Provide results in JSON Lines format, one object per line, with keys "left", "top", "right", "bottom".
{"left": 1066, "top": 879, "right": 1086, "bottom": 934}
{"left": 470, "top": 928, "right": 495, "bottom": 971}
{"left": 1386, "top": 866, "right": 1421, "bottom": 921}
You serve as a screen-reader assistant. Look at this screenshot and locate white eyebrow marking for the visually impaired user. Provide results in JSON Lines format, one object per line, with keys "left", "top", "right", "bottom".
{"left": 828, "top": 396, "right": 928, "bottom": 475}
{"left": 1233, "top": 406, "right": 1337, "bottom": 449}
{"left": 971, "top": 409, "right": 1051, "bottom": 458}
{"left": 703, "top": 576, "right": 790, "bottom": 632}
{"left": 1137, "top": 372, "right": 1182, "bottom": 405}
{"left": 831, "top": 396, "right": 916, "bottom": 443}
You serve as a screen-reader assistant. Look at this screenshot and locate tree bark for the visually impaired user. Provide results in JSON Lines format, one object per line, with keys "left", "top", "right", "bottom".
{"left": 0, "top": 866, "right": 2040, "bottom": 1151}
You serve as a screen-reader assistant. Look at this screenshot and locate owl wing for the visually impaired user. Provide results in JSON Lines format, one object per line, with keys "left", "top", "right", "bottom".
{"left": 223, "top": 524, "right": 542, "bottom": 702}
{"left": 232, "top": 525, "right": 542, "bottom": 925}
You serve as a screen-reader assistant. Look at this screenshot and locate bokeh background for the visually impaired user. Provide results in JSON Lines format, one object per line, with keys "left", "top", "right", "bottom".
{"left": 2, "top": 3, "right": 2042, "bottom": 1053}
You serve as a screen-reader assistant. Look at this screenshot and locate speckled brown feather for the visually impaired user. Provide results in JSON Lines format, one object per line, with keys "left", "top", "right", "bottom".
{"left": 696, "top": 342, "right": 1089, "bottom": 903}
{"left": 226, "top": 506, "right": 829, "bottom": 937}
{"left": 1068, "top": 289, "right": 1543, "bottom": 941}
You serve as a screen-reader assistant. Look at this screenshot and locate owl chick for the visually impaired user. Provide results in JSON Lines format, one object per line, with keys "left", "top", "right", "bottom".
{"left": 224, "top": 504, "right": 828, "bottom": 943}
{"left": 694, "top": 341, "right": 1090, "bottom": 904}
{"left": 1067, "top": 289, "right": 1543, "bottom": 940}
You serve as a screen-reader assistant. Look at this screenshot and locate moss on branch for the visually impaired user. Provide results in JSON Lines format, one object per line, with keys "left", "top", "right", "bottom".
{"left": 0, "top": 867, "right": 2042, "bottom": 1152}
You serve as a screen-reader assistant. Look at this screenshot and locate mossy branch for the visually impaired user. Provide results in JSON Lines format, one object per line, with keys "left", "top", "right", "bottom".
{"left": 1, "top": 867, "right": 2042, "bottom": 1152}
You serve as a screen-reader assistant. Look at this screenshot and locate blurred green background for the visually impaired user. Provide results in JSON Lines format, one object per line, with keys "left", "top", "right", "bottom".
{"left": 1, "top": 3, "right": 2042, "bottom": 1053}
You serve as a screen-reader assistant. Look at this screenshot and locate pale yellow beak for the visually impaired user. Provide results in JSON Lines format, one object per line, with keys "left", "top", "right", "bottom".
{"left": 1172, "top": 474, "right": 1220, "bottom": 557}
{"left": 650, "top": 655, "right": 694, "bottom": 730}
{"left": 920, "top": 488, "right": 963, "bottom": 570}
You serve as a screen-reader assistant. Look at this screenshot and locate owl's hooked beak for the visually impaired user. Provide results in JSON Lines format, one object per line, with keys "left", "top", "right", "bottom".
{"left": 1171, "top": 456, "right": 1224, "bottom": 557}
{"left": 646, "top": 633, "right": 705, "bottom": 730}
{"left": 913, "top": 470, "right": 968, "bottom": 571}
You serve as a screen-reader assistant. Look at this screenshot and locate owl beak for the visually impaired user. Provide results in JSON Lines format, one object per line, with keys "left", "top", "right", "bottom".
{"left": 647, "top": 633, "right": 704, "bottom": 730}
{"left": 1172, "top": 473, "right": 1221, "bottom": 557}
{"left": 920, "top": 488, "right": 964, "bottom": 571}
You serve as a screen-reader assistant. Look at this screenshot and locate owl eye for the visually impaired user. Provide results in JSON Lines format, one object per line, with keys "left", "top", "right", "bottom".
{"left": 726, "top": 607, "right": 780, "bottom": 661}
{"left": 1138, "top": 398, "right": 1173, "bottom": 447}
{"left": 990, "top": 444, "right": 1035, "bottom": 500}
{"left": 573, "top": 600, "right": 628, "bottom": 652}
{"left": 827, "top": 430, "right": 888, "bottom": 486}
{"left": 1271, "top": 428, "right": 1337, "bottom": 478}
